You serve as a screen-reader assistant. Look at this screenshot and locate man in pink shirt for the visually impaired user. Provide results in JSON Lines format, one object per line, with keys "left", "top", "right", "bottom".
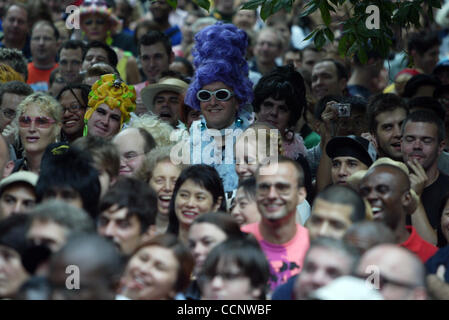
{"left": 241, "top": 156, "right": 310, "bottom": 292}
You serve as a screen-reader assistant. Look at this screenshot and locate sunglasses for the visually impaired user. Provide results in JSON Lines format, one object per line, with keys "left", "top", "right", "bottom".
{"left": 196, "top": 89, "right": 234, "bottom": 102}
{"left": 19, "top": 116, "right": 56, "bottom": 128}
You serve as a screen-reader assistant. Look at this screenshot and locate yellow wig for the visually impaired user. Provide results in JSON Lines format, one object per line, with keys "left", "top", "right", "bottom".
{"left": 84, "top": 74, "right": 136, "bottom": 135}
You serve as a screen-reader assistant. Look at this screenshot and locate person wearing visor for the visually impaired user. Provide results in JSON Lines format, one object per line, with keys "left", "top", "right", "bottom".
{"left": 326, "top": 135, "right": 377, "bottom": 187}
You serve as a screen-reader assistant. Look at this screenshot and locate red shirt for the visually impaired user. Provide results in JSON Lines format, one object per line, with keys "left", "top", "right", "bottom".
{"left": 400, "top": 226, "right": 438, "bottom": 263}
{"left": 27, "top": 62, "right": 58, "bottom": 91}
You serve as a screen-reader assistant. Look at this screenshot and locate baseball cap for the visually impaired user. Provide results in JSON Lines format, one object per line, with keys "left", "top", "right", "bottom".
{"left": 141, "top": 77, "right": 189, "bottom": 111}
{"left": 326, "top": 135, "right": 377, "bottom": 167}
{"left": 0, "top": 171, "right": 38, "bottom": 195}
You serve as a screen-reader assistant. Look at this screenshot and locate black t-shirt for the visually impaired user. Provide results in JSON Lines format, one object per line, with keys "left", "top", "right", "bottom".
{"left": 409, "top": 172, "right": 449, "bottom": 247}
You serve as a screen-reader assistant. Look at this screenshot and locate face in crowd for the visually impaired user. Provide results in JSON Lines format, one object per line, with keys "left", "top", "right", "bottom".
{"left": 149, "top": 159, "right": 181, "bottom": 216}
{"left": 174, "top": 179, "right": 222, "bottom": 230}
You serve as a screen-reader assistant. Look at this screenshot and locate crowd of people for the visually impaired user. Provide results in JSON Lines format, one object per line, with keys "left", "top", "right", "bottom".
{"left": 0, "top": 0, "right": 449, "bottom": 300}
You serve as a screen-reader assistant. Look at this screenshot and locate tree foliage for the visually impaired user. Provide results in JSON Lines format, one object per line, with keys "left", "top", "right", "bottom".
{"left": 165, "top": 0, "right": 443, "bottom": 64}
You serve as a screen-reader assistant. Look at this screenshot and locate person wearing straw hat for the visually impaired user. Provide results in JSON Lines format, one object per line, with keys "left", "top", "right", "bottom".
{"left": 141, "top": 77, "right": 188, "bottom": 128}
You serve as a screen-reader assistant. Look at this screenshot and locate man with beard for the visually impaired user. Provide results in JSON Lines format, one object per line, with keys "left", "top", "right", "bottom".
{"left": 401, "top": 110, "right": 449, "bottom": 247}
{"left": 359, "top": 163, "right": 437, "bottom": 262}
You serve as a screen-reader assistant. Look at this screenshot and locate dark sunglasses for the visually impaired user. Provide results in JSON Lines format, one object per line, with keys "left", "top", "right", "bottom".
{"left": 19, "top": 116, "right": 56, "bottom": 128}
{"left": 196, "top": 89, "right": 234, "bottom": 102}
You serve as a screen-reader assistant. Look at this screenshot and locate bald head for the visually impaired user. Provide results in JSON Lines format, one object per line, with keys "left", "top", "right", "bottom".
{"left": 357, "top": 244, "right": 427, "bottom": 300}
{"left": 365, "top": 164, "right": 410, "bottom": 190}
{"left": 113, "top": 127, "right": 156, "bottom": 177}
{"left": 359, "top": 164, "right": 412, "bottom": 229}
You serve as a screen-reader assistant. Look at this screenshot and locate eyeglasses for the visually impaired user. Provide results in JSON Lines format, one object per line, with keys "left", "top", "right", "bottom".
{"left": 196, "top": 89, "right": 234, "bottom": 102}
{"left": 18, "top": 116, "right": 56, "bottom": 128}
{"left": 1, "top": 108, "right": 16, "bottom": 120}
{"left": 62, "top": 105, "right": 84, "bottom": 114}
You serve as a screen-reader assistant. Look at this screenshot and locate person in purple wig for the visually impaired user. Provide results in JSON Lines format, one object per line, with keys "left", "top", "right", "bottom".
{"left": 181, "top": 22, "right": 254, "bottom": 197}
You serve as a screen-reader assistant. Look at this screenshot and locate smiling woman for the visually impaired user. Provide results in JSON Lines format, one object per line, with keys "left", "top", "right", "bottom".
{"left": 118, "top": 234, "right": 194, "bottom": 300}
{"left": 13, "top": 92, "right": 62, "bottom": 174}
{"left": 56, "top": 84, "right": 91, "bottom": 143}
{"left": 166, "top": 165, "right": 227, "bottom": 245}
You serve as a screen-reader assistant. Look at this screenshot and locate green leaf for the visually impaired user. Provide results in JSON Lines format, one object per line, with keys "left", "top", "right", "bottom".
{"left": 194, "top": 0, "right": 210, "bottom": 11}
{"left": 303, "top": 29, "right": 319, "bottom": 41}
{"left": 260, "top": 0, "right": 273, "bottom": 20}
{"left": 324, "top": 27, "right": 334, "bottom": 42}
{"left": 319, "top": 1, "right": 332, "bottom": 26}
{"left": 300, "top": 1, "right": 318, "bottom": 18}
{"left": 273, "top": 0, "right": 286, "bottom": 15}
{"left": 165, "top": 0, "right": 177, "bottom": 9}
{"left": 314, "top": 30, "right": 326, "bottom": 49}
{"left": 357, "top": 47, "right": 367, "bottom": 64}
{"left": 241, "top": 0, "right": 266, "bottom": 10}
{"left": 338, "top": 34, "right": 349, "bottom": 56}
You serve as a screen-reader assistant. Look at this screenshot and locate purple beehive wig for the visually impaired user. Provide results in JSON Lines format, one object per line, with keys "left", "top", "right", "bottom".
{"left": 185, "top": 22, "right": 254, "bottom": 110}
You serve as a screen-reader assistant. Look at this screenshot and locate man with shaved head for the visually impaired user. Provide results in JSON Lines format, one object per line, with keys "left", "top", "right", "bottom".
{"left": 307, "top": 185, "right": 366, "bottom": 241}
{"left": 359, "top": 164, "right": 437, "bottom": 262}
{"left": 356, "top": 244, "right": 428, "bottom": 300}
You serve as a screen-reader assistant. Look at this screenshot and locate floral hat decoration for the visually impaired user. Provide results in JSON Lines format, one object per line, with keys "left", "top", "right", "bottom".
{"left": 84, "top": 74, "right": 136, "bottom": 135}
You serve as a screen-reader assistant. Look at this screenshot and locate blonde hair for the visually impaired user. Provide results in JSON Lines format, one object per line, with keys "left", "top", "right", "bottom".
{"left": 0, "top": 63, "right": 24, "bottom": 83}
{"left": 14, "top": 92, "right": 62, "bottom": 144}
{"left": 16, "top": 92, "right": 63, "bottom": 123}
{"left": 130, "top": 113, "right": 174, "bottom": 147}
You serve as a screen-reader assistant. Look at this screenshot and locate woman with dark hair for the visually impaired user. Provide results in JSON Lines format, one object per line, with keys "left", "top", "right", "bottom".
{"left": 199, "top": 237, "right": 270, "bottom": 300}
{"left": 118, "top": 234, "right": 194, "bottom": 300}
{"left": 56, "top": 84, "right": 91, "bottom": 143}
{"left": 166, "top": 165, "right": 226, "bottom": 245}
{"left": 186, "top": 212, "right": 244, "bottom": 299}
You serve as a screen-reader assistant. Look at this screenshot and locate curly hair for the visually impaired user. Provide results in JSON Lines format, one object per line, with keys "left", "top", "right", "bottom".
{"left": 184, "top": 22, "right": 253, "bottom": 111}
{"left": 130, "top": 113, "right": 174, "bottom": 147}
{"left": 85, "top": 74, "right": 136, "bottom": 129}
{"left": 0, "top": 63, "right": 24, "bottom": 83}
